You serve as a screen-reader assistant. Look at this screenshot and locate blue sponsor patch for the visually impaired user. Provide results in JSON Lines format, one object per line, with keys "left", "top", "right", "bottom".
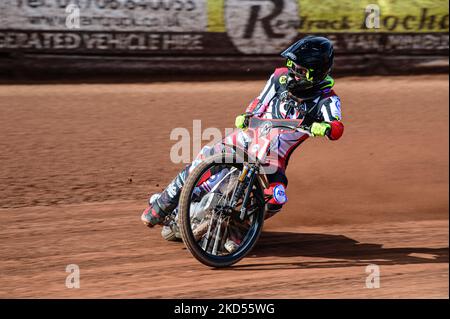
{"left": 273, "top": 184, "right": 287, "bottom": 204}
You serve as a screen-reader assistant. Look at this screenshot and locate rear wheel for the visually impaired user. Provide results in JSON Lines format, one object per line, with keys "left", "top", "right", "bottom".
{"left": 179, "top": 153, "right": 265, "bottom": 268}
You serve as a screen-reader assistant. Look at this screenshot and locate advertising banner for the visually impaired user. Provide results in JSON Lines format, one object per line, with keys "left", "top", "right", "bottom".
{"left": 0, "top": 0, "right": 448, "bottom": 75}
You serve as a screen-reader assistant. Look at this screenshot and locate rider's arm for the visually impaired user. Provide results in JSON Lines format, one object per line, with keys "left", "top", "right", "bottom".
{"left": 317, "top": 95, "right": 344, "bottom": 140}
{"left": 245, "top": 73, "right": 275, "bottom": 115}
{"left": 236, "top": 72, "right": 278, "bottom": 129}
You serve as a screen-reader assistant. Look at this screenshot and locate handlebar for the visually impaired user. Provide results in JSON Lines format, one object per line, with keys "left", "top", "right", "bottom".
{"left": 277, "top": 125, "right": 312, "bottom": 136}
{"left": 247, "top": 116, "right": 312, "bottom": 136}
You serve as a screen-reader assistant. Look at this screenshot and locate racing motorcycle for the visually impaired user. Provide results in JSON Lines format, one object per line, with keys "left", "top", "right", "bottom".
{"left": 161, "top": 110, "right": 318, "bottom": 267}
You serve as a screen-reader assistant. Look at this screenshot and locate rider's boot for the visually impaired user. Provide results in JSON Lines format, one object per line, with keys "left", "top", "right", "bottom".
{"left": 141, "top": 193, "right": 167, "bottom": 228}
{"left": 143, "top": 193, "right": 181, "bottom": 241}
{"left": 142, "top": 165, "right": 187, "bottom": 229}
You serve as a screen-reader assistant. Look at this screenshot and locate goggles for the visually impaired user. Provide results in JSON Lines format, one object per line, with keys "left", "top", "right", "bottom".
{"left": 286, "top": 59, "right": 314, "bottom": 82}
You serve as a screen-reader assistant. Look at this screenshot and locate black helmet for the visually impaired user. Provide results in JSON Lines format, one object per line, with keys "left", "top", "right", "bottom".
{"left": 281, "top": 36, "right": 334, "bottom": 96}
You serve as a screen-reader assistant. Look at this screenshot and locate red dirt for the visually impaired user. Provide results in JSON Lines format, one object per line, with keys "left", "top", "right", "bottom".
{"left": 0, "top": 75, "right": 448, "bottom": 298}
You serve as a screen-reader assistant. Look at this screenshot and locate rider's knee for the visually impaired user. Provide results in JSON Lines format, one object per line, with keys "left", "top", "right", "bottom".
{"left": 264, "top": 182, "right": 287, "bottom": 219}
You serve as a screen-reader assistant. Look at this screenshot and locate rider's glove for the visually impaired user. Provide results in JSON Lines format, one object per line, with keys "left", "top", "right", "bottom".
{"left": 311, "top": 122, "right": 331, "bottom": 137}
{"left": 235, "top": 114, "right": 249, "bottom": 129}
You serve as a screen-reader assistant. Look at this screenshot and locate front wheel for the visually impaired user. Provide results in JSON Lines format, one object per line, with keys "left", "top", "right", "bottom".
{"left": 178, "top": 153, "right": 265, "bottom": 268}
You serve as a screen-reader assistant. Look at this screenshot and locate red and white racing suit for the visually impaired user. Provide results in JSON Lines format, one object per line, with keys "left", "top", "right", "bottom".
{"left": 154, "top": 67, "right": 344, "bottom": 218}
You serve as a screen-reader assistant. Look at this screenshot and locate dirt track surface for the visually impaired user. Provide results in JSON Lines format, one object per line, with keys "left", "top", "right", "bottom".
{"left": 0, "top": 75, "right": 448, "bottom": 298}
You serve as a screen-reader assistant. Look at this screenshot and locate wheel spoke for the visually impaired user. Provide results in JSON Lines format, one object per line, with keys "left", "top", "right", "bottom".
{"left": 211, "top": 215, "right": 223, "bottom": 255}
{"left": 201, "top": 214, "right": 215, "bottom": 251}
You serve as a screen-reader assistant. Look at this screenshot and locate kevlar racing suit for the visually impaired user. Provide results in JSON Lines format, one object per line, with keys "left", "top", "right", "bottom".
{"left": 152, "top": 67, "right": 344, "bottom": 219}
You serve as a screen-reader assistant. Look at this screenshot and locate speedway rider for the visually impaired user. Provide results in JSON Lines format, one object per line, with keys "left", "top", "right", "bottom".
{"left": 141, "top": 36, "right": 344, "bottom": 240}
